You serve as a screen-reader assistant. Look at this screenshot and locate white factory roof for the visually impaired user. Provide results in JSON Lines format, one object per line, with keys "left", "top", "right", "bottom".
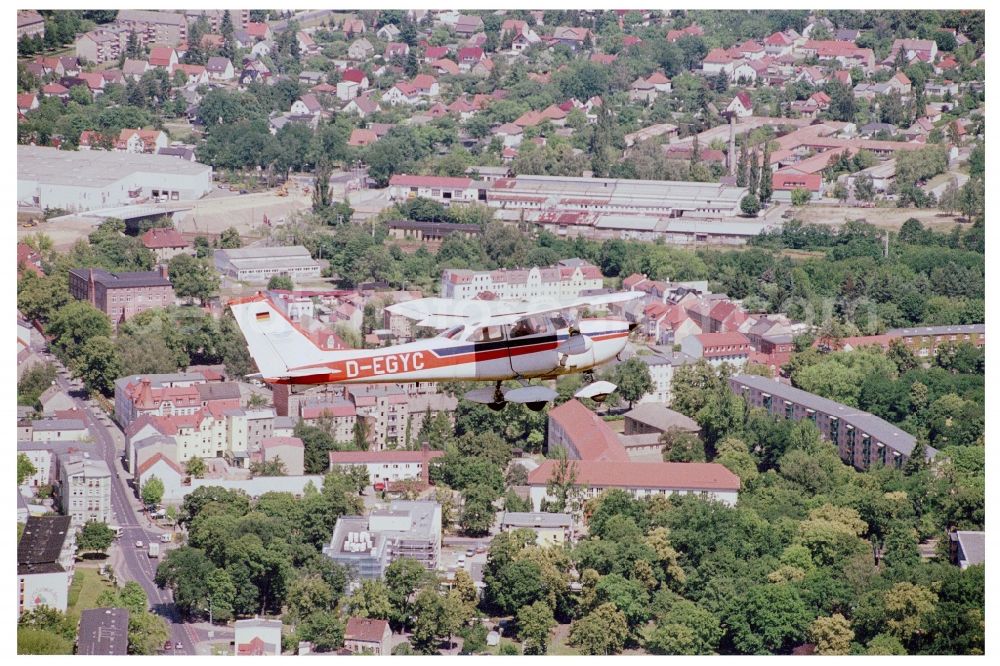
{"left": 17, "top": 145, "right": 211, "bottom": 188}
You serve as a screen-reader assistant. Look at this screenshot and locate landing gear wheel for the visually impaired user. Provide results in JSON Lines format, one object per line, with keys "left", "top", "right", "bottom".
{"left": 526, "top": 401, "right": 547, "bottom": 412}
{"left": 583, "top": 371, "right": 596, "bottom": 384}
{"left": 488, "top": 401, "right": 506, "bottom": 411}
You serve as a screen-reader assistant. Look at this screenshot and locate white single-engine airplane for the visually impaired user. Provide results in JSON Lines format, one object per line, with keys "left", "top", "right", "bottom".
{"left": 228, "top": 291, "right": 643, "bottom": 410}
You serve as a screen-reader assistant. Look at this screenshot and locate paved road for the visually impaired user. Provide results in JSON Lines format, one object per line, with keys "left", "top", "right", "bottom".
{"left": 51, "top": 365, "right": 196, "bottom": 655}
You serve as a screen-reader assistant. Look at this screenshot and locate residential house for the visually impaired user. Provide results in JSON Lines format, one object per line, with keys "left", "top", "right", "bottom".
{"left": 341, "top": 68, "right": 370, "bottom": 89}
{"left": 347, "top": 38, "right": 374, "bottom": 60}
{"left": 551, "top": 26, "right": 592, "bottom": 50}
{"left": 290, "top": 94, "right": 323, "bottom": 118}
{"left": 726, "top": 92, "right": 753, "bottom": 118}
{"left": 342, "top": 93, "right": 381, "bottom": 118}
{"left": 141, "top": 227, "right": 190, "bottom": 262}
{"left": 384, "top": 42, "right": 410, "bottom": 59}
{"left": 17, "top": 93, "right": 39, "bottom": 115}
{"left": 122, "top": 58, "right": 148, "bottom": 81}
{"left": 342, "top": 17, "right": 366, "bottom": 36}
{"left": 500, "top": 512, "right": 574, "bottom": 548}
{"left": 344, "top": 617, "right": 392, "bottom": 655}
{"left": 205, "top": 56, "right": 235, "bottom": 81}
{"left": 454, "top": 15, "right": 485, "bottom": 37}
{"left": 174, "top": 63, "right": 208, "bottom": 85}
{"left": 147, "top": 46, "right": 178, "bottom": 72}
{"left": 376, "top": 24, "right": 401, "bottom": 42}
{"left": 886, "top": 38, "right": 937, "bottom": 65}
{"left": 337, "top": 80, "right": 360, "bottom": 101}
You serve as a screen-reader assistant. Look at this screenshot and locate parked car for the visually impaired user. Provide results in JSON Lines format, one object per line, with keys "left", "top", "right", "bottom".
{"left": 135, "top": 540, "right": 144, "bottom": 549}
{"left": 465, "top": 548, "right": 475, "bottom": 557}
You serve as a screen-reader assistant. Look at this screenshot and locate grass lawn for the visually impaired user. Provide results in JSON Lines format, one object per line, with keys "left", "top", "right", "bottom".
{"left": 66, "top": 566, "right": 114, "bottom": 624}
{"left": 548, "top": 624, "right": 579, "bottom": 656}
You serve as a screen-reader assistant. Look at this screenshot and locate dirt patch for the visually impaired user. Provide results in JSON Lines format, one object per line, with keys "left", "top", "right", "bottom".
{"left": 793, "top": 204, "right": 963, "bottom": 231}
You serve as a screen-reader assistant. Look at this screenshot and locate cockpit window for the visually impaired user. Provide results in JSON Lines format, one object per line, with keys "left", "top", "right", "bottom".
{"left": 440, "top": 325, "right": 465, "bottom": 339}
{"left": 509, "top": 316, "right": 553, "bottom": 338}
{"left": 470, "top": 326, "right": 504, "bottom": 342}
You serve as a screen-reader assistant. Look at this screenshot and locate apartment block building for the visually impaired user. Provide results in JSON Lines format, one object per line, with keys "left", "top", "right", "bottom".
{"left": 526, "top": 460, "right": 740, "bottom": 511}
{"left": 729, "top": 374, "right": 938, "bottom": 471}
{"left": 57, "top": 454, "right": 112, "bottom": 526}
{"left": 328, "top": 449, "right": 444, "bottom": 485}
{"left": 115, "top": 9, "right": 187, "bottom": 47}
{"left": 887, "top": 324, "right": 985, "bottom": 357}
{"left": 441, "top": 259, "right": 604, "bottom": 300}
{"left": 68, "top": 267, "right": 175, "bottom": 324}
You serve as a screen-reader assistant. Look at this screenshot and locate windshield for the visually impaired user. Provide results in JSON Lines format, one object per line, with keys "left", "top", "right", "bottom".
{"left": 439, "top": 325, "right": 465, "bottom": 339}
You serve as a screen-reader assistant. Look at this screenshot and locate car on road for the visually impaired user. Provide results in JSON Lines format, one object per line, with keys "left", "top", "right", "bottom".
{"left": 465, "top": 548, "right": 476, "bottom": 557}
{"left": 476, "top": 545, "right": 486, "bottom": 554}
{"left": 135, "top": 540, "right": 144, "bottom": 549}
{"left": 175, "top": 642, "right": 183, "bottom": 650}
{"left": 164, "top": 641, "right": 172, "bottom": 651}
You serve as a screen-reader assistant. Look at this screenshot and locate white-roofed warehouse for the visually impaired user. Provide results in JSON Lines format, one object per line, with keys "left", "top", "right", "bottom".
{"left": 17, "top": 145, "right": 213, "bottom": 212}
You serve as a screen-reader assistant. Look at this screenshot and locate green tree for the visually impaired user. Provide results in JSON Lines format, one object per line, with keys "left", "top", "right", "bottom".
{"left": 647, "top": 600, "right": 722, "bottom": 655}
{"left": 569, "top": 602, "right": 629, "bottom": 655}
{"left": 808, "top": 613, "right": 854, "bottom": 655}
{"left": 219, "top": 227, "right": 242, "bottom": 249}
{"left": 610, "top": 357, "right": 654, "bottom": 407}
{"left": 18, "top": 454, "right": 37, "bottom": 486}
{"left": 517, "top": 600, "right": 556, "bottom": 655}
{"left": 17, "top": 362, "right": 58, "bottom": 407}
{"left": 17, "top": 629, "right": 73, "bottom": 655}
{"left": 141, "top": 476, "right": 165, "bottom": 506}
{"left": 267, "top": 274, "right": 294, "bottom": 291}
{"left": 346, "top": 580, "right": 394, "bottom": 620}
{"left": 722, "top": 583, "right": 812, "bottom": 654}
{"left": 77, "top": 335, "right": 123, "bottom": 396}
{"left": 298, "top": 611, "right": 344, "bottom": 652}
{"left": 790, "top": 188, "right": 812, "bottom": 206}
{"left": 185, "top": 457, "right": 206, "bottom": 479}
{"left": 48, "top": 300, "right": 111, "bottom": 366}
{"left": 460, "top": 487, "right": 496, "bottom": 536}
{"left": 168, "top": 254, "right": 219, "bottom": 304}
{"left": 77, "top": 520, "right": 115, "bottom": 554}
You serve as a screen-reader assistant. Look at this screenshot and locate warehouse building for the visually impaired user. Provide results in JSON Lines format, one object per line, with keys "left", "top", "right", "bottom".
{"left": 17, "top": 145, "right": 213, "bottom": 212}
{"left": 213, "top": 245, "right": 322, "bottom": 282}
{"left": 487, "top": 174, "right": 750, "bottom": 218}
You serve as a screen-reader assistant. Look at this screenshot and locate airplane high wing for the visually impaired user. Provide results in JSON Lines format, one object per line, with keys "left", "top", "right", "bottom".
{"left": 384, "top": 292, "right": 643, "bottom": 329}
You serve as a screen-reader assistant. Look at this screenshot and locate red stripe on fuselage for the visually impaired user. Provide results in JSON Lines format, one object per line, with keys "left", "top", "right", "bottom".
{"left": 271, "top": 331, "right": 629, "bottom": 385}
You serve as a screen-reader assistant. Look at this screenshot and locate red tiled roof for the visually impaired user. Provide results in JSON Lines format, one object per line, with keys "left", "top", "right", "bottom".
{"left": 697, "top": 331, "right": 751, "bottom": 350}
{"left": 345, "top": 617, "right": 390, "bottom": 643}
{"left": 527, "top": 459, "right": 741, "bottom": 491}
{"left": 328, "top": 450, "right": 444, "bottom": 464}
{"left": 548, "top": 399, "right": 629, "bottom": 462}
{"left": 341, "top": 68, "right": 366, "bottom": 83}
{"left": 772, "top": 170, "right": 822, "bottom": 192}
{"left": 141, "top": 227, "right": 188, "bottom": 249}
{"left": 137, "top": 452, "right": 184, "bottom": 478}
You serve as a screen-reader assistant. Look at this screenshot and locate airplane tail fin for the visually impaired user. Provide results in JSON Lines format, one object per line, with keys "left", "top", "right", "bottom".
{"left": 227, "top": 294, "right": 330, "bottom": 380}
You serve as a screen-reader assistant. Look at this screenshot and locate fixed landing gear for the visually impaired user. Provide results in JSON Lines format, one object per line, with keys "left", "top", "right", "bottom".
{"left": 488, "top": 381, "right": 507, "bottom": 411}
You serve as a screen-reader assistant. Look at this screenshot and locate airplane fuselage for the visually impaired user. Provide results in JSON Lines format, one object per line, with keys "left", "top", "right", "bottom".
{"left": 270, "top": 317, "right": 630, "bottom": 385}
